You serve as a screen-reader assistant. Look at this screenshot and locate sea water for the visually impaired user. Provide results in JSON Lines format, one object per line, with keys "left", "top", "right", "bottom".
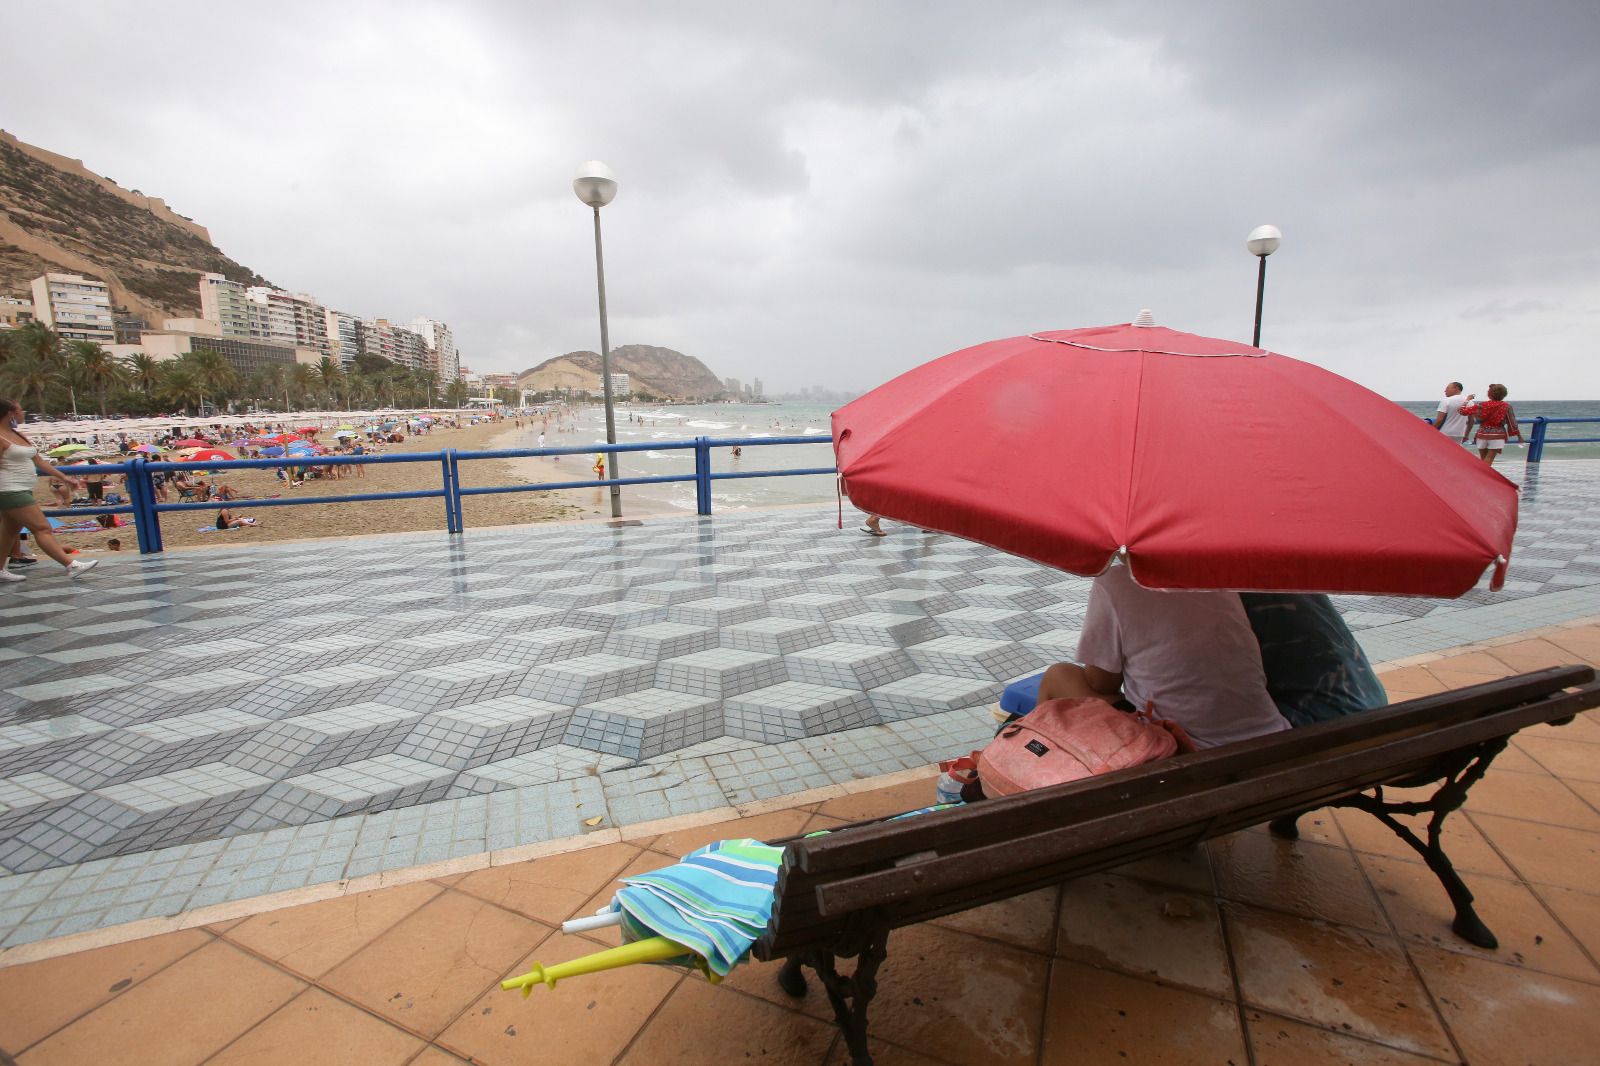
{"left": 503, "top": 398, "right": 1600, "bottom": 514}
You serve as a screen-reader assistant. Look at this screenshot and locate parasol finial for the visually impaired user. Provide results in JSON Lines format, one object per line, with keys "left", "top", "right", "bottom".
{"left": 1133, "top": 309, "right": 1156, "bottom": 327}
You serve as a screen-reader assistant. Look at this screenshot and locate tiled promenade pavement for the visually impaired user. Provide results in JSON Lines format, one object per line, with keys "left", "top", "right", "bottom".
{"left": 3, "top": 636, "right": 1600, "bottom": 1064}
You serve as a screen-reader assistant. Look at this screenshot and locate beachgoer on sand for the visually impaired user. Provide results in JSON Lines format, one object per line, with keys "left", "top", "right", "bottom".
{"left": 0, "top": 398, "right": 99, "bottom": 581}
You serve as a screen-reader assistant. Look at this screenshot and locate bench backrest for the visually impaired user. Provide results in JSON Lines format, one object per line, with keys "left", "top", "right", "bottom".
{"left": 754, "top": 665, "right": 1600, "bottom": 959}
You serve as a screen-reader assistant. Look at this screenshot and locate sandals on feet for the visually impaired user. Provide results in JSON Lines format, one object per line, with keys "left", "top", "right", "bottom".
{"left": 860, "top": 526, "right": 887, "bottom": 537}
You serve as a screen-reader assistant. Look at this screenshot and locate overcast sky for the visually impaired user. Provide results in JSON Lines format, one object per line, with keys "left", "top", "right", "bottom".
{"left": 6, "top": 2, "right": 1598, "bottom": 398}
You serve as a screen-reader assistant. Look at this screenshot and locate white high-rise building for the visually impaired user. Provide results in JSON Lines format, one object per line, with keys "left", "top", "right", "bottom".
{"left": 412, "top": 317, "right": 458, "bottom": 384}
{"left": 199, "top": 273, "right": 257, "bottom": 337}
{"left": 325, "top": 309, "right": 363, "bottom": 367}
{"left": 30, "top": 273, "right": 114, "bottom": 344}
{"left": 245, "top": 288, "right": 329, "bottom": 359}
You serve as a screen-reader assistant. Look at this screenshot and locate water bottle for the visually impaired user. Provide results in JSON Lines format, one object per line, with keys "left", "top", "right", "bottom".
{"left": 935, "top": 771, "right": 964, "bottom": 806}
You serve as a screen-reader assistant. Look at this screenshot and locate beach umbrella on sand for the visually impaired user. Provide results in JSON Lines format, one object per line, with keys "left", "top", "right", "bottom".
{"left": 47, "top": 443, "right": 90, "bottom": 457}
{"left": 258, "top": 445, "right": 287, "bottom": 457}
{"left": 175, "top": 447, "right": 235, "bottom": 463}
{"left": 331, "top": 430, "right": 356, "bottom": 439}
{"left": 132, "top": 444, "right": 160, "bottom": 454}
{"left": 832, "top": 314, "right": 1518, "bottom": 598}
{"left": 169, "top": 438, "right": 209, "bottom": 449}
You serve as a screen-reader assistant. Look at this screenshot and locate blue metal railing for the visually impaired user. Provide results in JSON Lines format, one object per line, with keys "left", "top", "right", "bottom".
{"left": 1525, "top": 417, "right": 1600, "bottom": 464}
{"left": 44, "top": 434, "right": 835, "bottom": 554}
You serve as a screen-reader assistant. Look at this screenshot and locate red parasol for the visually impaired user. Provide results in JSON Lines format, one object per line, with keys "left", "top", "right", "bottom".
{"left": 175, "top": 447, "right": 235, "bottom": 463}
{"left": 169, "top": 438, "right": 209, "bottom": 448}
{"left": 832, "top": 318, "right": 1517, "bottom": 598}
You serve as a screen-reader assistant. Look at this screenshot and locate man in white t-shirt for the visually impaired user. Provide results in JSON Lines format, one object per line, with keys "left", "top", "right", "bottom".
{"left": 1037, "top": 563, "right": 1290, "bottom": 749}
{"left": 1434, "top": 381, "right": 1474, "bottom": 442}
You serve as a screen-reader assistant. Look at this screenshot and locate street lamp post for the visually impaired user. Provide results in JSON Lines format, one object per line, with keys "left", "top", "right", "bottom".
{"left": 574, "top": 160, "right": 622, "bottom": 519}
{"left": 1247, "top": 224, "right": 1282, "bottom": 348}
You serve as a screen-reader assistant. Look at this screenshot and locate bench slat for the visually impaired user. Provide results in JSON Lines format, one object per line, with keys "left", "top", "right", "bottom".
{"left": 811, "top": 682, "right": 1600, "bottom": 917}
{"left": 791, "top": 666, "right": 1593, "bottom": 876}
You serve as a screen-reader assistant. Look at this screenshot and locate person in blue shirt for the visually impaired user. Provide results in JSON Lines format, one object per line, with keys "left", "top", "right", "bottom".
{"left": 1239, "top": 593, "right": 1387, "bottom": 726}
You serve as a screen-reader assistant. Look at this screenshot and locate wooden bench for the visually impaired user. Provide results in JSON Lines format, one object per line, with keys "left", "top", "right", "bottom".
{"left": 754, "top": 665, "right": 1600, "bottom": 1065}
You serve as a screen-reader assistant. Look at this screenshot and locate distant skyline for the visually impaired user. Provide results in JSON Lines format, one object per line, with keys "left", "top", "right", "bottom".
{"left": 5, "top": 2, "right": 1598, "bottom": 398}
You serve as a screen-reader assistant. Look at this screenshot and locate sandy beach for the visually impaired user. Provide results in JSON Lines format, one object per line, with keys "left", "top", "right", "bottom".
{"left": 36, "top": 416, "right": 684, "bottom": 556}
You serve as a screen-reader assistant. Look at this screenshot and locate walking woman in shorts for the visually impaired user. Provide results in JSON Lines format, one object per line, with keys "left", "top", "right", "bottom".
{"left": 1461, "top": 384, "right": 1522, "bottom": 467}
{"left": 0, "top": 398, "right": 99, "bottom": 581}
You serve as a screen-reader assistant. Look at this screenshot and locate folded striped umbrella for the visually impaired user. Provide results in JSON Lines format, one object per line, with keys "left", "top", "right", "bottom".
{"left": 612, "top": 838, "right": 784, "bottom": 976}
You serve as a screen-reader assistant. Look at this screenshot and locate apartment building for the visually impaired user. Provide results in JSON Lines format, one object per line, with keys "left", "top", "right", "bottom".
{"left": 412, "top": 317, "right": 458, "bottom": 383}
{"left": 199, "top": 273, "right": 257, "bottom": 337}
{"left": 0, "top": 296, "right": 34, "bottom": 329}
{"left": 325, "top": 309, "right": 363, "bottom": 367}
{"left": 30, "top": 273, "right": 115, "bottom": 344}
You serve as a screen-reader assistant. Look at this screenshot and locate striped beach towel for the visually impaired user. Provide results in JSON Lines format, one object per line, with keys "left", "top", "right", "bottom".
{"left": 612, "top": 838, "right": 784, "bottom": 976}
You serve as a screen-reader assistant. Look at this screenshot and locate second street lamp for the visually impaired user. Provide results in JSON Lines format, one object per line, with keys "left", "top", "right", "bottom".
{"left": 574, "top": 159, "right": 623, "bottom": 519}
{"left": 1247, "top": 224, "right": 1282, "bottom": 348}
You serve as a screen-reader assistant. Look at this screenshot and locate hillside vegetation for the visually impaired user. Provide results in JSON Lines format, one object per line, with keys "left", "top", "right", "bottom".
{"left": 0, "top": 131, "right": 269, "bottom": 321}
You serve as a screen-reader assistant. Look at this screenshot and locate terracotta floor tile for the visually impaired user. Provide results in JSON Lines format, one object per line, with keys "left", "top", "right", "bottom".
{"left": 813, "top": 777, "right": 937, "bottom": 823}
{"left": 1429, "top": 650, "right": 1519, "bottom": 677}
{"left": 1412, "top": 943, "right": 1600, "bottom": 1065}
{"left": 223, "top": 880, "right": 443, "bottom": 979}
{"left": 407, "top": 1048, "right": 472, "bottom": 1065}
{"left": 859, "top": 922, "right": 1048, "bottom": 1066}
{"left": 1531, "top": 882, "right": 1600, "bottom": 962}
{"left": 321, "top": 890, "right": 549, "bottom": 1038}
{"left": 1562, "top": 776, "right": 1600, "bottom": 809}
{"left": 1483, "top": 740, "right": 1551, "bottom": 775}
{"left": 803, "top": 812, "right": 851, "bottom": 834}
{"left": 1521, "top": 707, "right": 1600, "bottom": 743}
{"left": 1056, "top": 873, "right": 1233, "bottom": 998}
{"left": 1210, "top": 832, "right": 1388, "bottom": 933}
{"left": 1237, "top": 807, "right": 1347, "bottom": 848}
{"left": 931, "top": 885, "right": 1060, "bottom": 954}
{"left": 1468, "top": 811, "right": 1600, "bottom": 890}
{"left": 1513, "top": 734, "right": 1600, "bottom": 782}
{"left": 716, "top": 953, "right": 837, "bottom": 1023}
{"left": 206, "top": 987, "right": 422, "bottom": 1065}
{"left": 1333, "top": 806, "right": 1514, "bottom": 878}
{"left": 1424, "top": 666, "right": 1516, "bottom": 693}
{"left": 1485, "top": 638, "right": 1582, "bottom": 675}
{"left": 1542, "top": 629, "right": 1600, "bottom": 662}
{"left": 1039, "top": 959, "right": 1246, "bottom": 1065}
{"left": 0, "top": 928, "right": 210, "bottom": 1054}
{"left": 568, "top": 848, "right": 684, "bottom": 950}
{"left": 451, "top": 841, "right": 640, "bottom": 926}
{"left": 650, "top": 807, "right": 814, "bottom": 857}
{"left": 206, "top": 917, "right": 248, "bottom": 934}
{"left": 1358, "top": 853, "right": 1598, "bottom": 982}
{"left": 17, "top": 940, "right": 303, "bottom": 1066}
{"left": 1376, "top": 668, "right": 1450, "bottom": 696}
{"left": 1223, "top": 903, "right": 1454, "bottom": 1059}
{"left": 618, "top": 978, "right": 837, "bottom": 1063}
{"left": 822, "top": 1036, "right": 951, "bottom": 1064}
{"left": 1110, "top": 843, "right": 1217, "bottom": 894}
{"left": 1245, "top": 1010, "right": 1448, "bottom": 1065}
{"left": 437, "top": 925, "right": 681, "bottom": 1065}
{"left": 1462, "top": 767, "right": 1600, "bottom": 830}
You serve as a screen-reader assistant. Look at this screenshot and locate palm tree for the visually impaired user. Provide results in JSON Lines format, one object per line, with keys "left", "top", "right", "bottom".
{"left": 124, "top": 352, "right": 162, "bottom": 395}
{"left": 288, "top": 363, "right": 316, "bottom": 409}
{"left": 444, "top": 379, "right": 469, "bottom": 408}
{"left": 186, "top": 348, "right": 239, "bottom": 413}
{"left": 67, "top": 340, "right": 128, "bottom": 416}
{"left": 157, "top": 361, "right": 207, "bottom": 414}
{"left": 0, "top": 353, "right": 60, "bottom": 415}
{"left": 10, "top": 321, "right": 62, "bottom": 368}
{"left": 315, "top": 356, "right": 343, "bottom": 409}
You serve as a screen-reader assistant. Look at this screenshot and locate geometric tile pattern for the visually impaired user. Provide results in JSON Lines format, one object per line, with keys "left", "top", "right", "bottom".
{"left": 3, "top": 459, "right": 1598, "bottom": 889}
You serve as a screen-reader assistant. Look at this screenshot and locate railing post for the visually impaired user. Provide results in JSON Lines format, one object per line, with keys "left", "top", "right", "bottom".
{"left": 438, "top": 449, "right": 459, "bottom": 534}
{"left": 448, "top": 450, "right": 464, "bottom": 533}
{"left": 1527, "top": 417, "right": 1547, "bottom": 464}
{"left": 127, "top": 457, "right": 164, "bottom": 554}
{"left": 695, "top": 436, "right": 713, "bottom": 515}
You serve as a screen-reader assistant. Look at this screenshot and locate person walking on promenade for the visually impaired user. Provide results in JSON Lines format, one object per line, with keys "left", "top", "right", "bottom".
{"left": 1434, "top": 381, "right": 1474, "bottom": 444}
{"left": 1461, "top": 384, "right": 1521, "bottom": 467}
{"left": 0, "top": 398, "right": 99, "bottom": 582}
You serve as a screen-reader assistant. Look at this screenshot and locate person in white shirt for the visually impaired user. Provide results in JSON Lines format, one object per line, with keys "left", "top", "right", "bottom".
{"left": 1434, "top": 382, "right": 1474, "bottom": 443}
{"left": 1035, "top": 562, "right": 1289, "bottom": 749}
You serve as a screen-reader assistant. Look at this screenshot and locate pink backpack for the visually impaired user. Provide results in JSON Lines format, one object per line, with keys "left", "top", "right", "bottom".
{"left": 976, "top": 698, "right": 1192, "bottom": 797}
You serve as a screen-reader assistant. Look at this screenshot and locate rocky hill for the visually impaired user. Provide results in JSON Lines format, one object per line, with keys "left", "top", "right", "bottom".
{"left": 517, "top": 344, "right": 725, "bottom": 399}
{"left": 0, "top": 130, "right": 269, "bottom": 323}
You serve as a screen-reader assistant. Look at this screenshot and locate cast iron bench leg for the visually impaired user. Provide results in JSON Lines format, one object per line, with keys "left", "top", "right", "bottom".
{"left": 775, "top": 921, "right": 890, "bottom": 1066}
{"left": 1333, "top": 738, "right": 1510, "bottom": 950}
